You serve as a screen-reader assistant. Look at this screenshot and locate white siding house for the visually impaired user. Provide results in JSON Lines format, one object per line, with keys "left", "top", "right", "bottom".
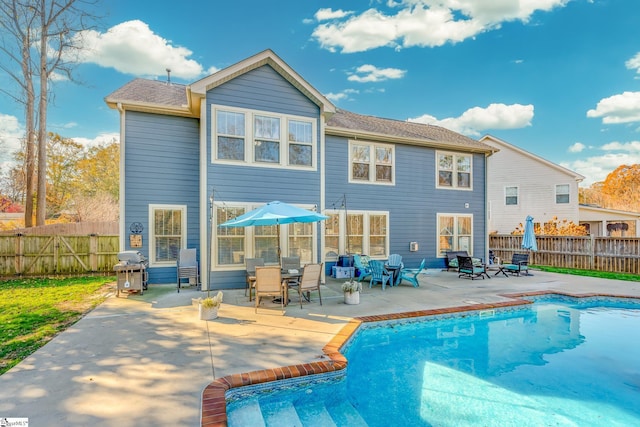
{"left": 481, "top": 135, "right": 584, "bottom": 234}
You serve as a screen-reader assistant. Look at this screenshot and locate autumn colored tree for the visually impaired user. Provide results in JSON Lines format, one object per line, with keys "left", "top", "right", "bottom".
{"left": 46, "top": 132, "right": 84, "bottom": 215}
{"left": 73, "top": 141, "right": 119, "bottom": 199}
{"left": 512, "top": 216, "right": 588, "bottom": 236}
{"left": 600, "top": 164, "right": 640, "bottom": 211}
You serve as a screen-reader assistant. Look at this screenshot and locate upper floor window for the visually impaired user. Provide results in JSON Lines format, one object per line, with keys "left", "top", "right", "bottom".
{"left": 556, "top": 184, "right": 570, "bottom": 204}
{"left": 149, "top": 204, "right": 186, "bottom": 266}
{"left": 349, "top": 141, "right": 394, "bottom": 184}
{"left": 505, "top": 186, "right": 518, "bottom": 205}
{"left": 212, "top": 106, "right": 316, "bottom": 169}
{"left": 437, "top": 152, "right": 472, "bottom": 189}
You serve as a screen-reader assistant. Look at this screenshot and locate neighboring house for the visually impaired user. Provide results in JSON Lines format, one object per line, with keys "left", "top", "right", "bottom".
{"left": 579, "top": 204, "right": 640, "bottom": 237}
{"left": 105, "top": 49, "right": 495, "bottom": 289}
{"left": 481, "top": 135, "right": 585, "bottom": 234}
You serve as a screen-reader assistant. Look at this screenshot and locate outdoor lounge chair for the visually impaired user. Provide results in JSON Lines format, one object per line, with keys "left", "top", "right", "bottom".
{"left": 254, "top": 266, "right": 285, "bottom": 313}
{"left": 495, "top": 253, "right": 529, "bottom": 277}
{"left": 444, "top": 251, "right": 469, "bottom": 271}
{"left": 177, "top": 248, "right": 200, "bottom": 292}
{"left": 289, "top": 263, "right": 323, "bottom": 308}
{"left": 457, "top": 255, "right": 489, "bottom": 280}
{"left": 368, "top": 260, "right": 392, "bottom": 290}
{"left": 399, "top": 258, "right": 426, "bottom": 287}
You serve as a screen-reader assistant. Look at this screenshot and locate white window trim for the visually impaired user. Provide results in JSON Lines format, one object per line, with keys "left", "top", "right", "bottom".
{"left": 436, "top": 213, "right": 474, "bottom": 258}
{"left": 323, "top": 209, "right": 390, "bottom": 259}
{"left": 211, "top": 104, "right": 317, "bottom": 170}
{"left": 555, "top": 184, "right": 570, "bottom": 204}
{"left": 436, "top": 151, "right": 473, "bottom": 191}
{"left": 148, "top": 204, "right": 187, "bottom": 267}
{"left": 213, "top": 201, "right": 319, "bottom": 270}
{"left": 348, "top": 140, "right": 395, "bottom": 185}
{"left": 505, "top": 185, "right": 519, "bottom": 206}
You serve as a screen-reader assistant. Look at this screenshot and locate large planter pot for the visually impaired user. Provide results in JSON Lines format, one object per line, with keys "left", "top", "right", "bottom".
{"left": 344, "top": 291, "right": 360, "bottom": 305}
{"left": 199, "top": 304, "right": 219, "bottom": 320}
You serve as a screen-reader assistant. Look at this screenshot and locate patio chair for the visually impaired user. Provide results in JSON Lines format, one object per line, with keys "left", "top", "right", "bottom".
{"left": 353, "top": 254, "right": 372, "bottom": 282}
{"left": 281, "top": 256, "right": 301, "bottom": 272}
{"left": 387, "top": 253, "right": 403, "bottom": 285}
{"left": 457, "top": 255, "right": 489, "bottom": 280}
{"left": 399, "top": 258, "right": 426, "bottom": 287}
{"left": 254, "top": 266, "right": 285, "bottom": 313}
{"left": 245, "top": 257, "right": 264, "bottom": 301}
{"left": 495, "top": 253, "right": 529, "bottom": 277}
{"left": 368, "top": 260, "right": 392, "bottom": 290}
{"left": 289, "top": 263, "right": 323, "bottom": 308}
{"left": 177, "top": 248, "right": 200, "bottom": 292}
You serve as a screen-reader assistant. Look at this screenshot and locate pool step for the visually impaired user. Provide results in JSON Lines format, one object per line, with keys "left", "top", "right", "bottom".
{"left": 227, "top": 398, "right": 265, "bottom": 427}
{"left": 326, "top": 401, "right": 368, "bottom": 427}
{"left": 295, "top": 402, "right": 337, "bottom": 427}
{"left": 262, "top": 400, "right": 303, "bottom": 426}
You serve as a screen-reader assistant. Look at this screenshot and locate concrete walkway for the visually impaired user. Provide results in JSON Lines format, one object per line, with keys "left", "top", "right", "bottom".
{"left": 1, "top": 269, "right": 640, "bottom": 426}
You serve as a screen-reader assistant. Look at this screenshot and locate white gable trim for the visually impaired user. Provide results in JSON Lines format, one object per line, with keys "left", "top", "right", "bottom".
{"left": 480, "top": 134, "right": 584, "bottom": 182}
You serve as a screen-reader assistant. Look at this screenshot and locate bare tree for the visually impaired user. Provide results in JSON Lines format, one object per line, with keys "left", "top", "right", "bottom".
{"left": 0, "top": 0, "right": 100, "bottom": 226}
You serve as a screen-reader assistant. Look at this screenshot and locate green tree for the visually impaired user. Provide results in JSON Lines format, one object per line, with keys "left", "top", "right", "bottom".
{"left": 46, "top": 132, "right": 83, "bottom": 215}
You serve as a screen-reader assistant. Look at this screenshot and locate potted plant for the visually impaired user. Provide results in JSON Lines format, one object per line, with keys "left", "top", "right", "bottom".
{"left": 196, "top": 291, "right": 223, "bottom": 320}
{"left": 341, "top": 280, "right": 361, "bottom": 305}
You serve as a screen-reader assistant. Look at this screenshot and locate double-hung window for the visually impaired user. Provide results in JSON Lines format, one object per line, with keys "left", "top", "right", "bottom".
{"left": 437, "top": 214, "right": 473, "bottom": 257}
{"left": 150, "top": 205, "right": 186, "bottom": 266}
{"left": 324, "top": 210, "right": 389, "bottom": 258}
{"left": 212, "top": 106, "right": 315, "bottom": 168}
{"left": 437, "top": 152, "right": 472, "bottom": 189}
{"left": 556, "top": 184, "right": 570, "bottom": 204}
{"left": 349, "top": 141, "right": 394, "bottom": 184}
{"left": 216, "top": 206, "right": 246, "bottom": 265}
{"left": 505, "top": 186, "right": 518, "bottom": 205}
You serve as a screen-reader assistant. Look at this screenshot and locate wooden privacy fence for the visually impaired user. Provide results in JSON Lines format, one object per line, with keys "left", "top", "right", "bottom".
{"left": 490, "top": 235, "right": 640, "bottom": 274}
{"left": 0, "top": 234, "right": 119, "bottom": 278}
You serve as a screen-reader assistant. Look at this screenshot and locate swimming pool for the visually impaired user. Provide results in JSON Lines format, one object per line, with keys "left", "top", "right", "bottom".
{"left": 226, "top": 296, "right": 640, "bottom": 426}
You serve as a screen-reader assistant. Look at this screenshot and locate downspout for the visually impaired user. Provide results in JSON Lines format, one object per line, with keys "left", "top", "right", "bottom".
{"left": 199, "top": 97, "right": 208, "bottom": 290}
{"left": 117, "top": 102, "right": 126, "bottom": 252}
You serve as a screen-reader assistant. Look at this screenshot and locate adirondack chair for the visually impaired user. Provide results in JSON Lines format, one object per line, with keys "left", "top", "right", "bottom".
{"left": 399, "top": 258, "right": 426, "bottom": 287}
{"left": 353, "top": 254, "right": 372, "bottom": 282}
{"left": 368, "top": 260, "right": 392, "bottom": 290}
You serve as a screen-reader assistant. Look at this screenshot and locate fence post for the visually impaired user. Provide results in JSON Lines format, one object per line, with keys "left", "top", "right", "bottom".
{"left": 89, "top": 234, "right": 98, "bottom": 272}
{"left": 14, "top": 233, "right": 23, "bottom": 275}
{"left": 590, "top": 234, "right": 595, "bottom": 270}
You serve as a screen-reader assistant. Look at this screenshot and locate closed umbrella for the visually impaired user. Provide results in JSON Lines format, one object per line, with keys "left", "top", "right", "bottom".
{"left": 522, "top": 215, "right": 538, "bottom": 252}
{"left": 219, "top": 201, "right": 328, "bottom": 260}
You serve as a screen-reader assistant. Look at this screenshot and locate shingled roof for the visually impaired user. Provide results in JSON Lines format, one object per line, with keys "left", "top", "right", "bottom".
{"left": 105, "top": 78, "right": 190, "bottom": 114}
{"left": 327, "top": 109, "right": 495, "bottom": 153}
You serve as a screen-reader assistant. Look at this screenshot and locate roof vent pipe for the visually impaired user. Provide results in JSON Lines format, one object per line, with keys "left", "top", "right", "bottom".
{"left": 166, "top": 68, "right": 171, "bottom": 84}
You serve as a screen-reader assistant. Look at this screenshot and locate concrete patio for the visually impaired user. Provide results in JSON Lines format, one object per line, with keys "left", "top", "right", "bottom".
{"left": 1, "top": 268, "right": 639, "bottom": 426}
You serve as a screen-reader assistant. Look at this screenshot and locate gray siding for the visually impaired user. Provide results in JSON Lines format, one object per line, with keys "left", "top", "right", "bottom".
{"left": 123, "top": 111, "right": 200, "bottom": 284}
{"left": 206, "top": 65, "right": 323, "bottom": 289}
{"left": 325, "top": 136, "right": 487, "bottom": 269}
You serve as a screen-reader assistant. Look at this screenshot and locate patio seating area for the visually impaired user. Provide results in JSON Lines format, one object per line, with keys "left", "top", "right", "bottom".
{"left": 3, "top": 268, "right": 640, "bottom": 426}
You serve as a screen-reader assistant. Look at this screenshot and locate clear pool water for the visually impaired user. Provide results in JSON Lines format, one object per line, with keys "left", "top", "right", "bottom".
{"left": 227, "top": 297, "right": 640, "bottom": 426}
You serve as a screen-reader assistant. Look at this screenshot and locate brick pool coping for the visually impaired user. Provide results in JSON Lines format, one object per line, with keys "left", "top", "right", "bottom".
{"left": 200, "top": 290, "right": 636, "bottom": 426}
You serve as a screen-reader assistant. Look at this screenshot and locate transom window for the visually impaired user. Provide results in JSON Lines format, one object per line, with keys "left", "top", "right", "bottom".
{"left": 324, "top": 210, "right": 389, "bottom": 259}
{"left": 437, "top": 214, "right": 473, "bottom": 257}
{"left": 556, "top": 184, "right": 570, "bottom": 204}
{"left": 212, "top": 106, "right": 316, "bottom": 168}
{"left": 349, "top": 141, "right": 394, "bottom": 184}
{"left": 505, "top": 186, "right": 519, "bottom": 205}
{"left": 149, "top": 204, "right": 186, "bottom": 266}
{"left": 437, "top": 152, "right": 472, "bottom": 189}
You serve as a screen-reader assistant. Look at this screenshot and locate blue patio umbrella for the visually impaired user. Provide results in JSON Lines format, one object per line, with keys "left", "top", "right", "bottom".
{"left": 522, "top": 215, "right": 538, "bottom": 252}
{"left": 219, "top": 201, "right": 328, "bottom": 260}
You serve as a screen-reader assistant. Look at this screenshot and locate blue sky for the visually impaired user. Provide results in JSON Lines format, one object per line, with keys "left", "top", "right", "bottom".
{"left": 2, "top": 0, "right": 640, "bottom": 187}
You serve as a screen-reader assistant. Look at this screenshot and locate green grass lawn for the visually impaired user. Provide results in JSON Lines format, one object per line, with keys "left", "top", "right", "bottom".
{"left": 533, "top": 265, "right": 640, "bottom": 281}
{"left": 0, "top": 276, "right": 115, "bottom": 375}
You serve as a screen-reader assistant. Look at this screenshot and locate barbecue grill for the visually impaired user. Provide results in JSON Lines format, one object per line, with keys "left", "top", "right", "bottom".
{"left": 114, "top": 251, "right": 148, "bottom": 296}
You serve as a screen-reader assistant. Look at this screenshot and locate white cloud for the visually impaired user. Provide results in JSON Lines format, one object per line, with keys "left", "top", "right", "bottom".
{"left": 315, "top": 8, "right": 353, "bottom": 21}
{"left": 312, "top": 1, "right": 570, "bottom": 53}
{"left": 347, "top": 64, "right": 406, "bottom": 82}
{"left": 0, "top": 113, "right": 23, "bottom": 165}
{"left": 625, "top": 52, "right": 640, "bottom": 74}
{"left": 568, "top": 142, "right": 585, "bottom": 153}
{"left": 324, "top": 88, "right": 359, "bottom": 102}
{"left": 408, "top": 103, "right": 534, "bottom": 136}
{"left": 72, "top": 132, "right": 120, "bottom": 149}
{"left": 562, "top": 152, "right": 640, "bottom": 187}
{"left": 72, "top": 20, "right": 216, "bottom": 79}
{"left": 601, "top": 140, "right": 640, "bottom": 151}
{"left": 586, "top": 91, "right": 640, "bottom": 124}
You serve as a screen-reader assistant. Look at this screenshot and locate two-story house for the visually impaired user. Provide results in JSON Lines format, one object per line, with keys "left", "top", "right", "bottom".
{"left": 105, "top": 50, "right": 495, "bottom": 289}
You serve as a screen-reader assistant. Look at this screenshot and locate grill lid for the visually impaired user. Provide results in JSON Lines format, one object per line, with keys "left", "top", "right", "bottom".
{"left": 117, "top": 250, "right": 147, "bottom": 264}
